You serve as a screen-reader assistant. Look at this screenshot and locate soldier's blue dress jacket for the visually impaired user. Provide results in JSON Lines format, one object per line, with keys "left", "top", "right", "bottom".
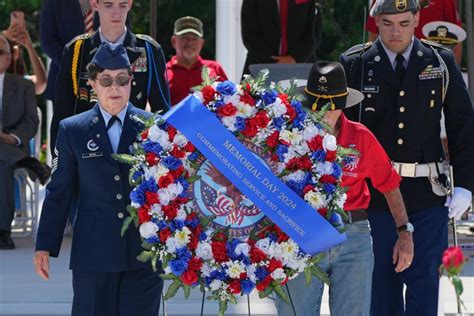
{"left": 340, "top": 38, "right": 474, "bottom": 212}
{"left": 36, "top": 104, "right": 152, "bottom": 272}
{"left": 50, "top": 29, "right": 169, "bottom": 154}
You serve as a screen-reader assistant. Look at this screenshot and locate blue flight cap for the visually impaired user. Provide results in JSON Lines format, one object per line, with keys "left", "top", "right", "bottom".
{"left": 90, "top": 43, "right": 133, "bottom": 70}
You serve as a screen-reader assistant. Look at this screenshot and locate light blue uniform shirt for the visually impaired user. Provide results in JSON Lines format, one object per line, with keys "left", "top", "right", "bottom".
{"left": 99, "top": 105, "right": 127, "bottom": 153}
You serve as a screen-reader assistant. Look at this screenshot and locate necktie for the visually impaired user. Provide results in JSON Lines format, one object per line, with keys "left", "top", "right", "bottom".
{"left": 279, "top": 0, "right": 289, "bottom": 56}
{"left": 107, "top": 116, "right": 121, "bottom": 130}
{"left": 395, "top": 54, "right": 406, "bottom": 86}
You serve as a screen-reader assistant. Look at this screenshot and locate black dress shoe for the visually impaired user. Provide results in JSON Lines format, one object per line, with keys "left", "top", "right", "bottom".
{"left": 0, "top": 230, "right": 15, "bottom": 250}
{"left": 15, "top": 157, "right": 51, "bottom": 185}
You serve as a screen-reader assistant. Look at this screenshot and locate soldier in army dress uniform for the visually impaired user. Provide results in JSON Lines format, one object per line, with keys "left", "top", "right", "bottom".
{"left": 340, "top": 0, "right": 474, "bottom": 315}
{"left": 50, "top": 0, "right": 170, "bottom": 155}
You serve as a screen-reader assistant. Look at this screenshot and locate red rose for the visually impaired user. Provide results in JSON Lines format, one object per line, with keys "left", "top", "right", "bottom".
{"left": 137, "top": 206, "right": 151, "bottom": 224}
{"left": 140, "top": 129, "right": 149, "bottom": 140}
{"left": 170, "top": 165, "right": 184, "bottom": 179}
{"left": 145, "top": 191, "right": 160, "bottom": 205}
{"left": 250, "top": 247, "right": 267, "bottom": 263}
{"left": 303, "top": 184, "right": 314, "bottom": 194}
{"left": 186, "top": 212, "right": 197, "bottom": 221}
{"left": 285, "top": 103, "right": 296, "bottom": 120}
{"left": 254, "top": 110, "right": 270, "bottom": 128}
{"left": 228, "top": 279, "right": 242, "bottom": 294}
{"left": 239, "top": 272, "right": 248, "bottom": 280}
{"left": 326, "top": 150, "right": 336, "bottom": 162}
{"left": 211, "top": 241, "right": 229, "bottom": 263}
{"left": 320, "top": 175, "right": 337, "bottom": 184}
{"left": 256, "top": 275, "right": 272, "bottom": 291}
{"left": 274, "top": 226, "right": 289, "bottom": 243}
{"left": 241, "top": 119, "right": 258, "bottom": 138}
{"left": 318, "top": 208, "right": 328, "bottom": 218}
{"left": 268, "top": 258, "right": 283, "bottom": 272}
{"left": 183, "top": 142, "right": 195, "bottom": 152}
{"left": 240, "top": 91, "right": 256, "bottom": 106}
{"left": 307, "top": 135, "right": 323, "bottom": 151}
{"left": 266, "top": 131, "right": 280, "bottom": 148}
{"left": 162, "top": 203, "right": 178, "bottom": 219}
{"left": 442, "top": 246, "right": 465, "bottom": 272}
{"left": 159, "top": 227, "right": 172, "bottom": 242}
{"left": 297, "top": 156, "right": 313, "bottom": 170}
{"left": 180, "top": 270, "right": 198, "bottom": 285}
{"left": 175, "top": 196, "right": 190, "bottom": 205}
{"left": 188, "top": 232, "right": 199, "bottom": 251}
{"left": 145, "top": 152, "right": 158, "bottom": 166}
{"left": 158, "top": 173, "right": 174, "bottom": 188}
{"left": 167, "top": 125, "right": 177, "bottom": 141}
{"left": 170, "top": 145, "right": 186, "bottom": 158}
{"left": 188, "top": 257, "right": 203, "bottom": 271}
{"left": 217, "top": 103, "right": 237, "bottom": 117}
{"left": 202, "top": 85, "right": 217, "bottom": 103}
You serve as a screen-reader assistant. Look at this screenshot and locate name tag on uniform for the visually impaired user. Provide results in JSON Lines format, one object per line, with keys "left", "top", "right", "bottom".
{"left": 362, "top": 85, "right": 379, "bottom": 93}
{"left": 419, "top": 65, "right": 443, "bottom": 80}
{"left": 82, "top": 152, "right": 104, "bottom": 159}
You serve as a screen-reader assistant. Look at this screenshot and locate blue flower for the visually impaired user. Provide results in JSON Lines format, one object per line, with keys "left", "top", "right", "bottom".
{"left": 330, "top": 213, "right": 343, "bottom": 227}
{"left": 185, "top": 217, "right": 200, "bottom": 229}
{"left": 130, "top": 187, "right": 145, "bottom": 205}
{"left": 145, "top": 235, "right": 159, "bottom": 244}
{"left": 216, "top": 81, "right": 237, "bottom": 96}
{"left": 188, "top": 151, "right": 199, "bottom": 161}
{"left": 169, "top": 259, "right": 188, "bottom": 276}
{"left": 312, "top": 149, "right": 326, "bottom": 162}
{"left": 276, "top": 144, "right": 288, "bottom": 161}
{"left": 323, "top": 183, "right": 336, "bottom": 195}
{"left": 255, "top": 266, "right": 269, "bottom": 281}
{"left": 162, "top": 156, "right": 182, "bottom": 170}
{"left": 157, "top": 220, "right": 168, "bottom": 230}
{"left": 176, "top": 247, "right": 192, "bottom": 261}
{"left": 286, "top": 180, "right": 304, "bottom": 195}
{"left": 227, "top": 239, "right": 242, "bottom": 260}
{"left": 131, "top": 169, "right": 143, "bottom": 182}
{"left": 177, "top": 177, "right": 189, "bottom": 191}
{"left": 234, "top": 117, "right": 246, "bottom": 131}
{"left": 241, "top": 279, "right": 255, "bottom": 295}
{"left": 169, "top": 220, "right": 185, "bottom": 232}
{"left": 267, "top": 233, "right": 278, "bottom": 242}
{"left": 199, "top": 232, "right": 208, "bottom": 241}
{"left": 214, "top": 99, "right": 225, "bottom": 108}
{"left": 141, "top": 178, "right": 159, "bottom": 193}
{"left": 273, "top": 117, "right": 286, "bottom": 130}
{"left": 142, "top": 140, "right": 163, "bottom": 156}
{"left": 332, "top": 163, "right": 342, "bottom": 179}
{"left": 262, "top": 91, "right": 278, "bottom": 105}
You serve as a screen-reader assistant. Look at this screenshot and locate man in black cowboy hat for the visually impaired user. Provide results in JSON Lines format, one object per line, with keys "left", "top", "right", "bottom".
{"left": 34, "top": 43, "right": 162, "bottom": 316}
{"left": 340, "top": 0, "right": 474, "bottom": 314}
{"left": 275, "top": 61, "right": 413, "bottom": 316}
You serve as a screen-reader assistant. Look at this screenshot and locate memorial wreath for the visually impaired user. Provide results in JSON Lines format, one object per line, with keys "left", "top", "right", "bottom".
{"left": 118, "top": 72, "right": 355, "bottom": 315}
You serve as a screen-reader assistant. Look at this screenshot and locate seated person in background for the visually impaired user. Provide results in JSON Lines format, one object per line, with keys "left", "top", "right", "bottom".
{"left": 166, "top": 16, "right": 228, "bottom": 106}
{"left": 0, "top": 34, "right": 39, "bottom": 250}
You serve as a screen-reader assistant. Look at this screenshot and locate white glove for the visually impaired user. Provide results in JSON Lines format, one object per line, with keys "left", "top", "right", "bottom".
{"left": 445, "top": 187, "right": 472, "bottom": 220}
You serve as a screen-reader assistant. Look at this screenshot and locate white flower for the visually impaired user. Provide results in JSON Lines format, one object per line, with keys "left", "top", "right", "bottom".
{"left": 174, "top": 226, "right": 191, "bottom": 248}
{"left": 201, "top": 263, "right": 213, "bottom": 277}
{"left": 293, "top": 142, "right": 310, "bottom": 156}
{"left": 173, "top": 134, "right": 188, "bottom": 148}
{"left": 148, "top": 125, "right": 171, "bottom": 151}
{"left": 305, "top": 190, "right": 327, "bottom": 210}
{"left": 196, "top": 242, "right": 213, "bottom": 260}
{"left": 176, "top": 208, "right": 187, "bottom": 221}
{"left": 268, "top": 99, "right": 287, "bottom": 117}
{"left": 283, "top": 170, "right": 306, "bottom": 183}
{"left": 221, "top": 116, "right": 237, "bottom": 132}
{"left": 280, "top": 240, "right": 299, "bottom": 259}
{"left": 223, "top": 93, "right": 240, "bottom": 105}
{"left": 246, "top": 265, "right": 257, "bottom": 283}
{"left": 236, "top": 102, "right": 257, "bottom": 117}
{"left": 255, "top": 238, "right": 271, "bottom": 253}
{"left": 210, "top": 279, "right": 223, "bottom": 291}
{"left": 267, "top": 242, "right": 283, "bottom": 260}
{"left": 323, "top": 134, "right": 337, "bottom": 151}
{"left": 226, "top": 261, "right": 246, "bottom": 279}
{"left": 279, "top": 128, "right": 303, "bottom": 145}
{"left": 302, "top": 123, "right": 320, "bottom": 141}
{"left": 315, "top": 161, "right": 334, "bottom": 175}
{"left": 158, "top": 189, "right": 172, "bottom": 206}
{"left": 150, "top": 204, "right": 163, "bottom": 217}
{"left": 234, "top": 242, "right": 250, "bottom": 257}
{"left": 139, "top": 221, "right": 159, "bottom": 239}
{"left": 335, "top": 193, "right": 347, "bottom": 209}
{"left": 166, "top": 237, "right": 177, "bottom": 253}
{"left": 270, "top": 268, "right": 286, "bottom": 281}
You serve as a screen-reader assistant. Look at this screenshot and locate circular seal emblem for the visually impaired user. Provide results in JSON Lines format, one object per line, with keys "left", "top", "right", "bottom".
{"left": 87, "top": 139, "right": 99, "bottom": 151}
{"left": 190, "top": 141, "right": 277, "bottom": 237}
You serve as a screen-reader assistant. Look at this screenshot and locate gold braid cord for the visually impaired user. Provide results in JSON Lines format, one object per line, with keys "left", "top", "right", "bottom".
{"left": 72, "top": 39, "right": 83, "bottom": 97}
{"left": 304, "top": 88, "right": 349, "bottom": 111}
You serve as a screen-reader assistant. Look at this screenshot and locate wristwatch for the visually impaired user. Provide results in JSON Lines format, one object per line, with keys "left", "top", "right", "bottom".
{"left": 397, "top": 222, "right": 414, "bottom": 233}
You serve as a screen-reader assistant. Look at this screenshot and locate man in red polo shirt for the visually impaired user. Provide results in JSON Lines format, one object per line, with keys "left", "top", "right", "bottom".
{"left": 166, "top": 16, "right": 228, "bottom": 106}
{"left": 275, "top": 61, "right": 414, "bottom": 316}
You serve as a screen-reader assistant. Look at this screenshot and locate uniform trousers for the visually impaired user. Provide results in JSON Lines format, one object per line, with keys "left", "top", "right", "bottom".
{"left": 72, "top": 266, "right": 164, "bottom": 316}
{"left": 0, "top": 161, "right": 15, "bottom": 232}
{"left": 368, "top": 206, "right": 448, "bottom": 316}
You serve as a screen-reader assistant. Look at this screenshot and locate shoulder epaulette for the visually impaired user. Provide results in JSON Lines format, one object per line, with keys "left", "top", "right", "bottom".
{"left": 343, "top": 41, "right": 372, "bottom": 57}
{"left": 66, "top": 33, "right": 91, "bottom": 48}
{"left": 136, "top": 34, "right": 161, "bottom": 49}
{"left": 421, "top": 39, "right": 449, "bottom": 51}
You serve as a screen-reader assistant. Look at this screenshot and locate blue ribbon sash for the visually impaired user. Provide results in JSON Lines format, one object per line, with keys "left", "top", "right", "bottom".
{"left": 163, "top": 96, "right": 346, "bottom": 255}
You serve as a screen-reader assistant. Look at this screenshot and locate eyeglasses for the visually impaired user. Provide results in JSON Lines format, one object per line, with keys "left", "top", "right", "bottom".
{"left": 96, "top": 75, "right": 132, "bottom": 87}
{"left": 0, "top": 49, "right": 11, "bottom": 56}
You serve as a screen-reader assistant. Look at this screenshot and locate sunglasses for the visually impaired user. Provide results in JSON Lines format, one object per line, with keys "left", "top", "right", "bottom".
{"left": 96, "top": 75, "right": 132, "bottom": 87}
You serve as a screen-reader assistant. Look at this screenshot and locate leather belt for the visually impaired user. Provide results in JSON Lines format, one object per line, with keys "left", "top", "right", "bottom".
{"left": 392, "top": 161, "right": 444, "bottom": 178}
{"left": 344, "top": 210, "right": 368, "bottom": 223}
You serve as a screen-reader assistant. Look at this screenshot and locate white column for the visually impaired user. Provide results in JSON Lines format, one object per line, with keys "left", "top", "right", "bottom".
{"left": 215, "top": 0, "right": 247, "bottom": 82}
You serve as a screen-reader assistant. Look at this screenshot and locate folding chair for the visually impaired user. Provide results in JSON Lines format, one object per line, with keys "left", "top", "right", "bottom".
{"left": 12, "top": 108, "right": 42, "bottom": 238}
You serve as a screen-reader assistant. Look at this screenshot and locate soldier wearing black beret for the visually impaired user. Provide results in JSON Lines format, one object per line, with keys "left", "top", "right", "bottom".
{"left": 340, "top": 0, "right": 474, "bottom": 314}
